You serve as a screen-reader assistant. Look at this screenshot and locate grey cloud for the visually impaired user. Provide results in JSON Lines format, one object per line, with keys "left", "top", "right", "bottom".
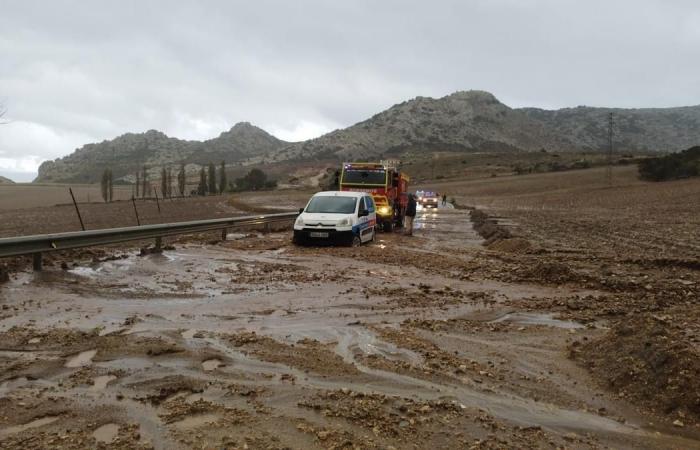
{"left": 1, "top": 0, "right": 699, "bottom": 180}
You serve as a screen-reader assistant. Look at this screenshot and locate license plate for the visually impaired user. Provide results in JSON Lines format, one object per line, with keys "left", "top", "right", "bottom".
{"left": 309, "top": 232, "right": 329, "bottom": 238}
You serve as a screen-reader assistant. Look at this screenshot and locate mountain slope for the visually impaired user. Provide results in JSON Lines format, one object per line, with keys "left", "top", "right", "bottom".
{"left": 35, "top": 91, "right": 700, "bottom": 183}
{"left": 0, "top": 175, "right": 15, "bottom": 184}
{"left": 35, "top": 122, "right": 288, "bottom": 183}
{"left": 519, "top": 105, "right": 700, "bottom": 152}
{"left": 273, "top": 91, "right": 577, "bottom": 161}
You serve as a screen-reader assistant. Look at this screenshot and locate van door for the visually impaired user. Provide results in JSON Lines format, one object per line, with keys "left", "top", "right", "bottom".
{"left": 363, "top": 196, "right": 376, "bottom": 242}
{"left": 356, "top": 197, "right": 372, "bottom": 242}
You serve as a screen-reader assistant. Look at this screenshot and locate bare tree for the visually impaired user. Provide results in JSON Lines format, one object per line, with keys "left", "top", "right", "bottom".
{"left": 141, "top": 166, "right": 148, "bottom": 198}
{"left": 166, "top": 166, "right": 173, "bottom": 198}
{"left": 108, "top": 169, "right": 113, "bottom": 202}
{"left": 101, "top": 169, "right": 110, "bottom": 202}
{"left": 177, "top": 163, "right": 186, "bottom": 197}
{"left": 218, "top": 161, "right": 227, "bottom": 194}
{"left": 207, "top": 163, "right": 217, "bottom": 194}
{"left": 197, "top": 167, "right": 207, "bottom": 196}
{"left": 160, "top": 167, "right": 168, "bottom": 198}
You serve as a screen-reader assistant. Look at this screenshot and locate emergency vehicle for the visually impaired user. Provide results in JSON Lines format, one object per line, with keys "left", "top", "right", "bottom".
{"left": 416, "top": 190, "right": 439, "bottom": 208}
{"left": 338, "top": 161, "right": 410, "bottom": 232}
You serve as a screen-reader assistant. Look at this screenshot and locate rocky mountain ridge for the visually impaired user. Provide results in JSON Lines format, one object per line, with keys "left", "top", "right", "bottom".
{"left": 36, "top": 122, "right": 287, "bottom": 183}
{"left": 35, "top": 91, "right": 700, "bottom": 183}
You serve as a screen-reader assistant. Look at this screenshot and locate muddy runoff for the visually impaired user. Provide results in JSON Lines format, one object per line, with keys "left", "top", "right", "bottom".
{"left": 0, "top": 208, "right": 698, "bottom": 449}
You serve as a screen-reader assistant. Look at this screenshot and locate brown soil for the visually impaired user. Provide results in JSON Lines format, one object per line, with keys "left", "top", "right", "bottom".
{"left": 571, "top": 314, "right": 700, "bottom": 425}
{"left": 225, "top": 332, "right": 361, "bottom": 377}
{"left": 1, "top": 167, "right": 699, "bottom": 449}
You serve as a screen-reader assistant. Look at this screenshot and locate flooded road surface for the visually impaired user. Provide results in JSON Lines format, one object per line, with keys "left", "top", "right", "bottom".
{"left": 0, "top": 208, "right": 698, "bottom": 449}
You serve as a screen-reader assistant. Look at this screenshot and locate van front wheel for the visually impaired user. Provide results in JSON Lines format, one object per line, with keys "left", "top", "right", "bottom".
{"left": 351, "top": 236, "right": 362, "bottom": 247}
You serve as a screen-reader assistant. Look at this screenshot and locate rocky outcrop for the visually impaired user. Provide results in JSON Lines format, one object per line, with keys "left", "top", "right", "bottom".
{"left": 35, "top": 123, "right": 288, "bottom": 183}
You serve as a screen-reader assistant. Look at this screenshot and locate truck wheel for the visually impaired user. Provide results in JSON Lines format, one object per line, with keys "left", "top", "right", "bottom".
{"left": 383, "top": 221, "right": 393, "bottom": 232}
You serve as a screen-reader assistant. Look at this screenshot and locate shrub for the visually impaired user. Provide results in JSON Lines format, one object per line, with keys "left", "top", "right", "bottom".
{"left": 638, "top": 146, "right": 700, "bottom": 181}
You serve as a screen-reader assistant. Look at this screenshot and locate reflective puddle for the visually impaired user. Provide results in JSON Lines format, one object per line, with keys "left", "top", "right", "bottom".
{"left": 93, "top": 423, "right": 119, "bottom": 443}
{"left": 91, "top": 375, "right": 117, "bottom": 390}
{"left": 201, "top": 359, "right": 222, "bottom": 371}
{"left": 65, "top": 349, "right": 97, "bottom": 368}
{"left": 1, "top": 416, "right": 59, "bottom": 435}
{"left": 491, "top": 312, "right": 584, "bottom": 329}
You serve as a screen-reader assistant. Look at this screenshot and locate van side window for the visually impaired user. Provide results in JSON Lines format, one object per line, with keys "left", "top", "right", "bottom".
{"left": 358, "top": 197, "right": 365, "bottom": 214}
{"left": 365, "top": 196, "right": 375, "bottom": 212}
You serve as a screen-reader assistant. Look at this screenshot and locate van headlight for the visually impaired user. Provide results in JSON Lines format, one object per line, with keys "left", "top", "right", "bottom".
{"left": 337, "top": 218, "right": 350, "bottom": 226}
{"left": 295, "top": 217, "right": 304, "bottom": 227}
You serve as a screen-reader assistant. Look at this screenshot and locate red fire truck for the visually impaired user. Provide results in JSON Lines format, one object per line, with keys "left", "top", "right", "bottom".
{"left": 339, "top": 161, "right": 410, "bottom": 231}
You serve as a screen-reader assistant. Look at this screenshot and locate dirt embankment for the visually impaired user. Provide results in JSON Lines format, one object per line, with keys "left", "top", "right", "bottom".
{"left": 570, "top": 314, "right": 700, "bottom": 427}
{"left": 470, "top": 209, "right": 510, "bottom": 243}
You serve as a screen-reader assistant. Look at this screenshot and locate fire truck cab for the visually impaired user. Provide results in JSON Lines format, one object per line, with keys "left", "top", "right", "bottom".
{"left": 339, "top": 161, "right": 409, "bottom": 232}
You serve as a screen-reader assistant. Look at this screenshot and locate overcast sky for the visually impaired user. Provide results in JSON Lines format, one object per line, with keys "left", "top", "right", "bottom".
{"left": 1, "top": 0, "right": 699, "bottom": 181}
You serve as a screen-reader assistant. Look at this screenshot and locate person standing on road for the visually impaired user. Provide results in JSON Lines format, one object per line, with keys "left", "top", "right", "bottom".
{"left": 442, "top": 193, "right": 447, "bottom": 206}
{"left": 405, "top": 194, "right": 417, "bottom": 236}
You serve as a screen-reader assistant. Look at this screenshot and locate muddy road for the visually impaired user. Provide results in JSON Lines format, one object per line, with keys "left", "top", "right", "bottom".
{"left": 0, "top": 206, "right": 698, "bottom": 449}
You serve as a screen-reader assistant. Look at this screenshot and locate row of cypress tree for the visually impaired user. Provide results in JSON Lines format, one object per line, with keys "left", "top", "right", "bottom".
{"left": 100, "top": 161, "right": 229, "bottom": 203}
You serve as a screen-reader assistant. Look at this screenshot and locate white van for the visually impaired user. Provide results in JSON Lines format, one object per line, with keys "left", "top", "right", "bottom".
{"left": 293, "top": 191, "right": 376, "bottom": 246}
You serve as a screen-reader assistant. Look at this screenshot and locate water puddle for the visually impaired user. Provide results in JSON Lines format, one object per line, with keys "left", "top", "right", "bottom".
{"left": 172, "top": 414, "right": 221, "bottom": 429}
{"left": 0, "top": 416, "right": 59, "bottom": 435}
{"left": 0, "top": 377, "right": 30, "bottom": 397}
{"left": 201, "top": 359, "right": 222, "bottom": 371}
{"left": 181, "top": 329, "right": 197, "bottom": 339}
{"left": 91, "top": 375, "right": 117, "bottom": 390}
{"left": 27, "top": 337, "right": 41, "bottom": 344}
{"left": 65, "top": 349, "right": 97, "bottom": 368}
{"left": 93, "top": 423, "right": 119, "bottom": 443}
{"left": 68, "top": 266, "right": 102, "bottom": 277}
{"left": 492, "top": 312, "right": 584, "bottom": 329}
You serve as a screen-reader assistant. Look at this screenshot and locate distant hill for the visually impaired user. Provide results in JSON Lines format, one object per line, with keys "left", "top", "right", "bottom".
{"left": 36, "top": 122, "right": 288, "bottom": 183}
{"left": 519, "top": 105, "right": 700, "bottom": 153}
{"left": 0, "top": 175, "right": 15, "bottom": 184}
{"left": 35, "top": 91, "right": 700, "bottom": 183}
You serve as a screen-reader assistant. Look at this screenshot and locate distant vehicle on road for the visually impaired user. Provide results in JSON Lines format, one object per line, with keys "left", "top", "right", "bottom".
{"left": 293, "top": 191, "right": 376, "bottom": 247}
{"left": 416, "top": 190, "right": 439, "bottom": 208}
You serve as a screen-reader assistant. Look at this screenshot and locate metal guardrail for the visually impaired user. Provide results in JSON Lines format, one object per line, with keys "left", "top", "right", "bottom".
{"left": 0, "top": 212, "right": 298, "bottom": 270}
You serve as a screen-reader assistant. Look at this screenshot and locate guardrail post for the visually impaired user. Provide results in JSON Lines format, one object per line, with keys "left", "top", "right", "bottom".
{"left": 32, "top": 253, "right": 42, "bottom": 271}
{"left": 221, "top": 228, "right": 228, "bottom": 241}
{"left": 155, "top": 237, "right": 162, "bottom": 251}
{"left": 264, "top": 223, "right": 271, "bottom": 233}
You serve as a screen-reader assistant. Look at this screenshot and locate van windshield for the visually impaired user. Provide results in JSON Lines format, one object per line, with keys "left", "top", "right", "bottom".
{"left": 305, "top": 196, "right": 357, "bottom": 214}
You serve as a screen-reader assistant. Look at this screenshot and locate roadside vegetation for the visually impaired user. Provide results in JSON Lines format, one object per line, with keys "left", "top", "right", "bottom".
{"left": 638, "top": 146, "right": 700, "bottom": 181}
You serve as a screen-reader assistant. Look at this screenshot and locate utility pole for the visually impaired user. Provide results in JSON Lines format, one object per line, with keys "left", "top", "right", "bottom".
{"left": 606, "top": 112, "right": 614, "bottom": 186}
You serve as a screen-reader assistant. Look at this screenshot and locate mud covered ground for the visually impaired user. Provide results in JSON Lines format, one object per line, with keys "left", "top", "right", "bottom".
{"left": 1, "top": 172, "right": 700, "bottom": 449}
